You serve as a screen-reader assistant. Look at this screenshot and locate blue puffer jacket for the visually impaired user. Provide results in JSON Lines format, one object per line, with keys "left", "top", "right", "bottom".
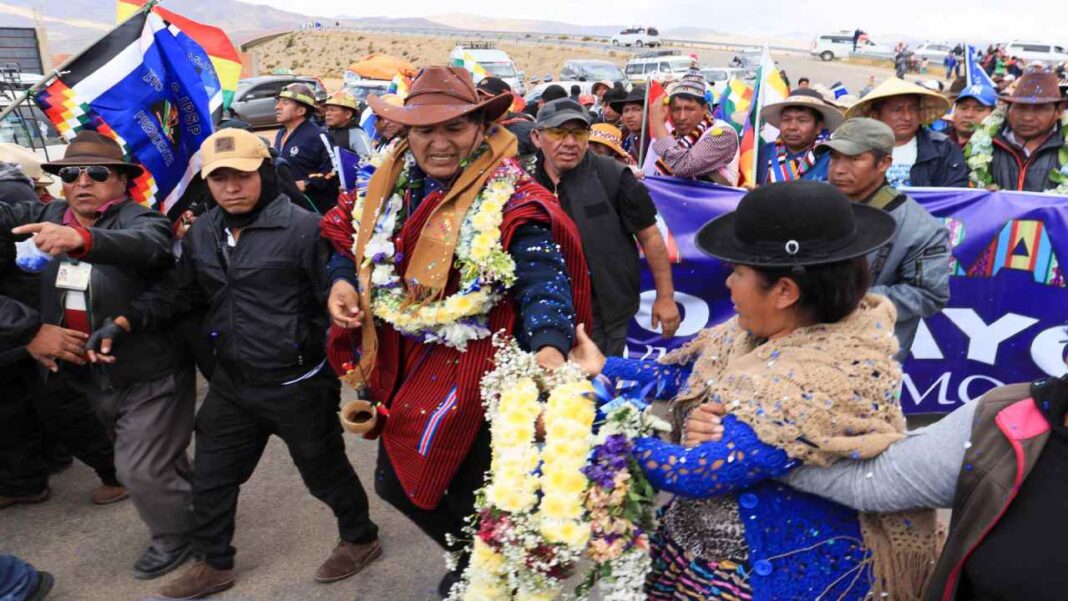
{"left": 603, "top": 357, "right": 873, "bottom": 601}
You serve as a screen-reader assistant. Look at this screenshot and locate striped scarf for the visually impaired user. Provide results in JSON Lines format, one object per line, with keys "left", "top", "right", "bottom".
{"left": 764, "top": 130, "right": 830, "bottom": 184}
{"left": 655, "top": 114, "right": 715, "bottom": 176}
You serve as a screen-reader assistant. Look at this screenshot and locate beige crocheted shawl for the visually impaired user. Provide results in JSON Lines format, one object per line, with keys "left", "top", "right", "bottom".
{"left": 661, "top": 294, "right": 941, "bottom": 599}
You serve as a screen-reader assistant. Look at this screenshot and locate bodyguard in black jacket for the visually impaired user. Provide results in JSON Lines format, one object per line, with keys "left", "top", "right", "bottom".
{"left": 101, "top": 129, "right": 380, "bottom": 600}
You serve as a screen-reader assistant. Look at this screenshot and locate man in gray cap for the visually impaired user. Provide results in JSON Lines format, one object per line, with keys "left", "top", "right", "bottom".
{"left": 822, "top": 118, "right": 951, "bottom": 360}
{"left": 648, "top": 73, "right": 740, "bottom": 185}
{"left": 532, "top": 98, "right": 680, "bottom": 355}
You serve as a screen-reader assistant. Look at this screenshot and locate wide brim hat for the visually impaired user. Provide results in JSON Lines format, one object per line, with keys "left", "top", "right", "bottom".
{"left": 845, "top": 78, "right": 951, "bottom": 125}
{"left": 608, "top": 86, "right": 646, "bottom": 114}
{"left": 42, "top": 130, "right": 143, "bottom": 177}
{"left": 0, "top": 142, "right": 53, "bottom": 185}
{"left": 696, "top": 181, "right": 897, "bottom": 268}
{"left": 761, "top": 95, "right": 845, "bottom": 131}
{"left": 999, "top": 71, "right": 1065, "bottom": 104}
{"left": 589, "top": 123, "right": 630, "bottom": 160}
{"left": 366, "top": 66, "right": 512, "bottom": 127}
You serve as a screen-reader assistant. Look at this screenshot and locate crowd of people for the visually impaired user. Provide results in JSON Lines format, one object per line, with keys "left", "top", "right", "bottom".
{"left": 0, "top": 45, "right": 1066, "bottom": 601}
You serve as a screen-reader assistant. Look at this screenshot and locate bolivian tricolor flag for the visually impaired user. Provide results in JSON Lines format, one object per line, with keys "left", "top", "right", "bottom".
{"left": 117, "top": 0, "right": 241, "bottom": 109}
{"left": 34, "top": 10, "right": 218, "bottom": 216}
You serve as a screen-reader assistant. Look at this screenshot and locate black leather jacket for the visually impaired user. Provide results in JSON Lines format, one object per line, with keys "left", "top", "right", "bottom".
{"left": 127, "top": 193, "right": 332, "bottom": 384}
{"left": 0, "top": 197, "right": 180, "bottom": 387}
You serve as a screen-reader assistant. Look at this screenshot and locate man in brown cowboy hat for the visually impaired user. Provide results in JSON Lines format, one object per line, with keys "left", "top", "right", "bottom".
{"left": 0, "top": 130, "right": 195, "bottom": 580}
{"left": 273, "top": 83, "right": 338, "bottom": 213}
{"left": 0, "top": 147, "right": 127, "bottom": 516}
{"left": 318, "top": 66, "right": 593, "bottom": 596}
{"left": 977, "top": 70, "right": 1066, "bottom": 192}
{"left": 846, "top": 78, "right": 968, "bottom": 188}
{"left": 756, "top": 92, "right": 844, "bottom": 184}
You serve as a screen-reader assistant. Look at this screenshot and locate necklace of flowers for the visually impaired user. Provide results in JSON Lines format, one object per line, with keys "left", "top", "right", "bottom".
{"left": 349, "top": 151, "right": 523, "bottom": 350}
{"left": 447, "top": 338, "right": 667, "bottom": 601}
{"left": 966, "top": 107, "right": 1068, "bottom": 194}
{"left": 448, "top": 337, "right": 597, "bottom": 600}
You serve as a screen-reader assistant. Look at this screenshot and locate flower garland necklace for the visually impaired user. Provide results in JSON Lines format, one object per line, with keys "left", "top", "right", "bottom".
{"left": 446, "top": 337, "right": 666, "bottom": 601}
{"left": 966, "top": 107, "right": 1068, "bottom": 194}
{"left": 350, "top": 148, "right": 523, "bottom": 350}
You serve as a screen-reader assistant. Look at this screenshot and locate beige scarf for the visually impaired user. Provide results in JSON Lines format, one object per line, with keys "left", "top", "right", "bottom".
{"left": 663, "top": 295, "right": 941, "bottom": 600}
{"left": 343, "top": 128, "right": 517, "bottom": 388}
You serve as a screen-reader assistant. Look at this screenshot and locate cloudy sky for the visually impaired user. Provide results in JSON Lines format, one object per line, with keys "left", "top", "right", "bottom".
{"left": 240, "top": 0, "right": 1064, "bottom": 43}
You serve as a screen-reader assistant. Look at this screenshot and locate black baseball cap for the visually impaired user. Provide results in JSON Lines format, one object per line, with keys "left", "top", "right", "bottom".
{"left": 536, "top": 98, "right": 592, "bottom": 128}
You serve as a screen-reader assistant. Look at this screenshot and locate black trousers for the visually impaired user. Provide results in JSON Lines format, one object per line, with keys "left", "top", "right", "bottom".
{"left": 374, "top": 423, "right": 491, "bottom": 562}
{"left": 192, "top": 365, "right": 378, "bottom": 570}
{"left": 0, "top": 364, "right": 118, "bottom": 497}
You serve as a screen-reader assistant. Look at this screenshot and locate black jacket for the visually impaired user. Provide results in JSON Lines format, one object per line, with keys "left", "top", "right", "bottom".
{"left": 0, "top": 197, "right": 180, "bottom": 387}
{"left": 128, "top": 193, "right": 332, "bottom": 384}
{"left": 910, "top": 127, "right": 969, "bottom": 188}
{"left": 536, "top": 152, "right": 657, "bottom": 329}
{"left": 991, "top": 124, "right": 1065, "bottom": 192}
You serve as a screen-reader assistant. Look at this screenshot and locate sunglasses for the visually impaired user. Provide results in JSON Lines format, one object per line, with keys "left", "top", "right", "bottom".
{"left": 58, "top": 165, "right": 113, "bottom": 184}
{"left": 541, "top": 127, "right": 591, "bottom": 142}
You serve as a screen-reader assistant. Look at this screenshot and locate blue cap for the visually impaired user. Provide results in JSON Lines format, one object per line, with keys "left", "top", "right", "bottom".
{"left": 956, "top": 83, "right": 997, "bottom": 107}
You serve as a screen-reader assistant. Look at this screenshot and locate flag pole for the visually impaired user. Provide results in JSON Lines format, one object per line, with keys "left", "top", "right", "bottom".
{"left": 0, "top": 1, "right": 160, "bottom": 122}
{"left": 638, "top": 76, "right": 651, "bottom": 167}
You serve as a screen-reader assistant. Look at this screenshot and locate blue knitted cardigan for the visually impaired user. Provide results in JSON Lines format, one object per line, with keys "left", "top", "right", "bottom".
{"left": 604, "top": 356, "right": 872, "bottom": 601}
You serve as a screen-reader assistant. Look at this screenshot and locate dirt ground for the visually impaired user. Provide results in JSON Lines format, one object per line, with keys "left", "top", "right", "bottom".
{"left": 250, "top": 30, "right": 626, "bottom": 83}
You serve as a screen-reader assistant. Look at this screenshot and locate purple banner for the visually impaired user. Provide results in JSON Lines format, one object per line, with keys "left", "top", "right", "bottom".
{"left": 628, "top": 177, "right": 1068, "bottom": 413}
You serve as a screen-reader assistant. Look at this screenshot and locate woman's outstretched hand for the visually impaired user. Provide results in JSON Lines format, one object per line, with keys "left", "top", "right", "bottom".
{"left": 569, "top": 323, "right": 606, "bottom": 377}
{"left": 683, "top": 403, "right": 726, "bottom": 447}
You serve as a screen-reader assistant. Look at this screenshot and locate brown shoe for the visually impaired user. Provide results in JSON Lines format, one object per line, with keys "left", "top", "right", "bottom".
{"left": 157, "top": 561, "right": 235, "bottom": 600}
{"left": 0, "top": 488, "right": 50, "bottom": 510}
{"left": 315, "top": 539, "right": 382, "bottom": 583}
{"left": 91, "top": 484, "right": 129, "bottom": 505}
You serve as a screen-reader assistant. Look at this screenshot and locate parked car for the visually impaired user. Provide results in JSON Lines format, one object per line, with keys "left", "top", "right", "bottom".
{"left": 559, "top": 60, "right": 627, "bottom": 86}
{"left": 227, "top": 75, "right": 326, "bottom": 128}
{"left": 913, "top": 42, "right": 957, "bottom": 61}
{"left": 523, "top": 81, "right": 595, "bottom": 106}
{"left": 449, "top": 43, "right": 525, "bottom": 95}
{"left": 810, "top": 31, "right": 894, "bottom": 61}
{"left": 1003, "top": 41, "right": 1068, "bottom": 65}
{"left": 611, "top": 27, "right": 661, "bottom": 48}
{"left": 700, "top": 67, "right": 754, "bottom": 85}
{"left": 624, "top": 51, "right": 693, "bottom": 84}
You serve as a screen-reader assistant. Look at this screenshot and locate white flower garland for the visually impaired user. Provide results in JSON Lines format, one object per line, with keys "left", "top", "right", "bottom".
{"left": 966, "top": 108, "right": 1068, "bottom": 194}
{"left": 350, "top": 154, "right": 522, "bottom": 349}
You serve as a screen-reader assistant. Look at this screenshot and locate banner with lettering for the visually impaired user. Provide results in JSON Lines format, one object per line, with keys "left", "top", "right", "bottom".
{"left": 629, "top": 177, "right": 1068, "bottom": 413}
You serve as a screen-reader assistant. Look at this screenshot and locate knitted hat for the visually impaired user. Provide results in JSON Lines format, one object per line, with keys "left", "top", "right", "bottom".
{"left": 668, "top": 74, "right": 708, "bottom": 104}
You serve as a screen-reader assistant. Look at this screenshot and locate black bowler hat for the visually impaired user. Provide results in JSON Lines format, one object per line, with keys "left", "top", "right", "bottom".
{"left": 608, "top": 86, "right": 646, "bottom": 114}
{"left": 696, "top": 181, "right": 897, "bottom": 267}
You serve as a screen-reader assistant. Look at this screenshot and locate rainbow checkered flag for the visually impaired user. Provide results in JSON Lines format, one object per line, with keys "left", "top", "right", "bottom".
{"left": 34, "top": 10, "right": 219, "bottom": 218}
{"left": 738, "top": 47, "right": 789, "bottom": 187}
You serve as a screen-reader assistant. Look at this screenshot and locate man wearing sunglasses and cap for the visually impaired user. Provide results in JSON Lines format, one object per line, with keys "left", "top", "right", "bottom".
{"left": 532, "top": 98, "right": 680, "bottom": 356}
{"left": 273, "top": 83, "right": 338, "bottom": 213}
{"left": 93, "top": 128, "right": 381, "bottom": 599}
{"left": 0, "top": 130, "right": 195, "bottom": 580}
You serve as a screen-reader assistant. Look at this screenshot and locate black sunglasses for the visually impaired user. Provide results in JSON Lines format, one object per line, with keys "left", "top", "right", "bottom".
{"left": 58, "top": 165, "right": 113, "bottom": 184}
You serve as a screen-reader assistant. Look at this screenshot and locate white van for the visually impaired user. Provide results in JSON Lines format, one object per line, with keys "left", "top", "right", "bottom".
{"left": 612, "top": 27, "right": 661, "bottom": 48}
{"left": 449, "top": 43, "right": 526, "bottom": 95}
{"left": 810, "top": 31, "right": 894, "bottom": 61}
{"left": 1003, "top": 41, "right": 1068, "bottom": 64}
{"left": 624, "top": 52, "right": 692, "bottom": 84}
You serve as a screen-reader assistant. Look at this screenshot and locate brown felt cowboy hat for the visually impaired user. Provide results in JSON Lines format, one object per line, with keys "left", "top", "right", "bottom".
{"left": 41, "top": 130, "right": 143, "bottom": 177}
{"left": 999, "top": 71, "right": 1065, "bottom": 104}
{"left": 366, "top": 66, "right": 513, "bottom": 127}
